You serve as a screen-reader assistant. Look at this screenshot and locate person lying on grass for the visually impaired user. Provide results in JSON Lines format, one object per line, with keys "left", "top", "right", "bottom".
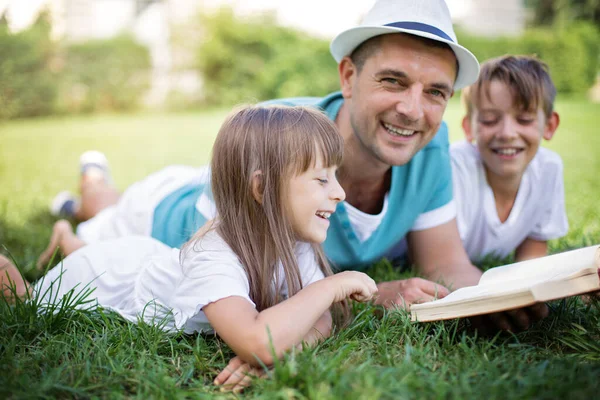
{"left": 451, "top": 55, "right": 567, "bottom": 264}
{"left": 0, "top": 105, "right": 378, "bottom": 392}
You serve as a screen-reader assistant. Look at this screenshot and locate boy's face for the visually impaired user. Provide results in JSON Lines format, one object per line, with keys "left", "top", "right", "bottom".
{"left": 463, "top": 80, "right": 559, "bottom": 182}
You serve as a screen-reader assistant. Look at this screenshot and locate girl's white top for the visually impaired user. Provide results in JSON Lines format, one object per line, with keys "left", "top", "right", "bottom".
{"left": 451, "top": 141, "right": 569, "bottom": 262}
{"left": 34, "top": 231, "right": 324, "bottom": 334}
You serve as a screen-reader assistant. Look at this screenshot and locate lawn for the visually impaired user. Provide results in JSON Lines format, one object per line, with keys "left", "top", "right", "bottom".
{"left": 1, "top": 97, "right": 600, "bottom": 398}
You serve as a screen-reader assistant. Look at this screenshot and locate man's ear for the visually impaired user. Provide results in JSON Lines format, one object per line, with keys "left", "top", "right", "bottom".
{"left": 339, "top": 57, "right": 357, "bottom": 99}
{"left": 542, "top": 111, "right": 560, "bottom": 141}
{"left": 462, "top": 115, "right": 475, "bottom": 143}
{"left": 251, "top": 170, "right": 264, "bottom": 204}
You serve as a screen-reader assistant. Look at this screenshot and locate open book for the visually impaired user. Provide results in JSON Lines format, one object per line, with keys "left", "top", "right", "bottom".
{"left": 411, "top": 245, "right": 600, "bottom": 322}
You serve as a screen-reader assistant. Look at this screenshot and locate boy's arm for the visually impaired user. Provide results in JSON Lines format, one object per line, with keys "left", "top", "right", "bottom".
{"left": 407, "top": 219, "right": 549, "bottom": 332}
{"left": 515, "top": 238, "right": 548, "bottom": 262}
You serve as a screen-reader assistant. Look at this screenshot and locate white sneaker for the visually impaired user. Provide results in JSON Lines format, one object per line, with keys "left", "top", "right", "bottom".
{"left": 79, "top": 150, "right": 112, "bottom": 183}
{"left": 50, "top": 191, "right": 79, "bottom": 217}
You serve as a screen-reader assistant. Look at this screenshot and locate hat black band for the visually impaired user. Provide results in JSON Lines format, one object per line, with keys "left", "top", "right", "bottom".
{"left": 384, "top": 22, "right": 454, "bottom": 43}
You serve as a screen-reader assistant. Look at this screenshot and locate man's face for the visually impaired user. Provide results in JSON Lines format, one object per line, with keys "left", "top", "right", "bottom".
{"left": 341, "top": 34, "right": 457, "bottom": 167}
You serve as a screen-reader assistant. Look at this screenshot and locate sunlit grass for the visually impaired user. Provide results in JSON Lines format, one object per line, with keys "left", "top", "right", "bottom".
{"left": 1, "top": 97, "right": 599, "bottom": 398}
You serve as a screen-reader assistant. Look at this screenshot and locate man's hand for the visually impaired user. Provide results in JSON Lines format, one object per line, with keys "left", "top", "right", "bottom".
{"left": 469, "top": 303, "right": 549, "bottom": 334}
{"left": 213, "top": 356, "right": 267, "bottom": 393}
{"left": 374, "top": 278, "right": 450, "bottom": 309}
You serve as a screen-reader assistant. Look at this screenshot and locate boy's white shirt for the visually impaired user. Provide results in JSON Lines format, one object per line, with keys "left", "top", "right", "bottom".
{"left": 451, "top": 141, "right": 569, "bottom": 262}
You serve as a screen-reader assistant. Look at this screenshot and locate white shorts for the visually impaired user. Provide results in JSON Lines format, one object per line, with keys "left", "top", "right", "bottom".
{"left": 76, "top": 166, "right": 209, "bottom": 244}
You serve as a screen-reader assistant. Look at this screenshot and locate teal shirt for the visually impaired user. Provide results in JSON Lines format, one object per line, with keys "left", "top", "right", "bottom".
{"left": 152, "top": 92, "right": 453, "bottom": 269}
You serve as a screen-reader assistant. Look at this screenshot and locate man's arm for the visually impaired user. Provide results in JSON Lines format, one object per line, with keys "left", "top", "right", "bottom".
{"left": 407, "top": 218, "right": 481, "bottom": 289}
{"left": 515, "top": 238, "right": 548, "bottom": 262}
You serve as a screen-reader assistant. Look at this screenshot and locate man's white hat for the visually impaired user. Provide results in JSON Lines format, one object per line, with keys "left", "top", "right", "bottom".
{"left": 330, "top": 0, "right": 480, "bottom": 90}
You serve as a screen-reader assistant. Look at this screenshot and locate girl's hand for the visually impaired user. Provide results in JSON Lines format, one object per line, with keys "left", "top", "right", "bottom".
{"left": 214, "top": 356, "right": 267, "bottom": 393}
{"left": 325, "top": 271, "right": 378, "bottom": 303}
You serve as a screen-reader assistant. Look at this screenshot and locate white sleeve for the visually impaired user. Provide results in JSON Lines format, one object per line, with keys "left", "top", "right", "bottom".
{"left": 529, "top": 158, "right": 569, "bottom": 241}
{"left": 446, "top": 142, "right": 478, "bottom": 240}
{"left": 410, "top": 200, "right": 457, "bottom": 231}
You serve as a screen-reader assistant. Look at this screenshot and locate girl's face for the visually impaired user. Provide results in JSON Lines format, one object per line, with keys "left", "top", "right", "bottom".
{"left": 286, "top": 152, "right": 345, "bottom": 243}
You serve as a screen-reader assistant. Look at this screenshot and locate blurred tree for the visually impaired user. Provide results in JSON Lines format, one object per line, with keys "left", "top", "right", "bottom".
{"left": 526, "top": 0, "right": 600, "bottom": 27}
{"left": 0, "top": 9, "right": 58, "bottom": 119}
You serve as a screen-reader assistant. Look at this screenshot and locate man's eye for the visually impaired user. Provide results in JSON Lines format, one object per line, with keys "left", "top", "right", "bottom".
{"left": 429, "top": 89, "right": 443, "bottom": 97}
{"left": 381, "top": 78, "right": 399, "bottom": 85}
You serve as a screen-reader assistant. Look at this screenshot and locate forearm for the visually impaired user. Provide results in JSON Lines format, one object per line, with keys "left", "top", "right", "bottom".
{"left": 249, "top": 280, "right": 335, "bottom": 363}
{"left": 299, "top": 311, "right": 332, "bottom": 347}
{"left": 420, "top": 262, "right": 482, "bottom": 290}
{"left": 515, "top": 239, "right": 548, "bottom": 262}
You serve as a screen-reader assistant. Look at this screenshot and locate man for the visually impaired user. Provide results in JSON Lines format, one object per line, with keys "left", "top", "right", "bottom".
{"left": 48, "top": 0, "right": 546, "bottom": 332}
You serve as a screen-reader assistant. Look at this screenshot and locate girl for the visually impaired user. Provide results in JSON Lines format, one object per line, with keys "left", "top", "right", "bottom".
{"left": 1, "top": 105, "right": 378, "bottom": 391}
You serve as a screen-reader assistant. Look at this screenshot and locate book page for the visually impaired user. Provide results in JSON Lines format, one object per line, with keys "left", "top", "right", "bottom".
{"left": 415, "top": 279, "right": 533, "bottom": 307}
{"left": 478, "top": 245, "right": 599, "bottom": 286}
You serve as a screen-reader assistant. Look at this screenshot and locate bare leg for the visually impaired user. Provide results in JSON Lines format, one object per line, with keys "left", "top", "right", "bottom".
{"left": 75, "top": 174, "right": 120, "bottom": 221}
{"left": 37, "top": 220, "right": 86, "bottom": 271}
{"left": 0, "top": 255, "right": 31, "bottom": 301}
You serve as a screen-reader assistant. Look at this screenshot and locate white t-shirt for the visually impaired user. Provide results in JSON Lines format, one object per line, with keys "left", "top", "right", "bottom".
{"left": 34, "top": 231, "right": 324, "bottom": 334}
{"left": 451, "top": 141, "right": 569, "bottom": 262}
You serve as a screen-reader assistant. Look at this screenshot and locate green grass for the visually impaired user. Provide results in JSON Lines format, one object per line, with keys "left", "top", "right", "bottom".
{"left": 1, "top": 97, "right": 600, "bottom": 398}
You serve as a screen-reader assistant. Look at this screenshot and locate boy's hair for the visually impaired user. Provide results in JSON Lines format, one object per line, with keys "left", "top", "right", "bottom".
{"left": 184, "top": 105, "right": 348, "bottom": 321}
{"left": 462, "top": 55, "right": 556, "bottom": 119}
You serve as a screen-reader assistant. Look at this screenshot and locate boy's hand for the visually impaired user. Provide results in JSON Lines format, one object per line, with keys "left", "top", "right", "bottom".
{"left": 214, "top": 356, "right": 266, "bottom": 393}
{"left": 326, "top": 271, "right": 378, "bottom": 303}
{"left": 374, "top": 278, "right": 450, "bottom": 310}
{"left": 469, "top": 303, "right": 549, "bottom": 334}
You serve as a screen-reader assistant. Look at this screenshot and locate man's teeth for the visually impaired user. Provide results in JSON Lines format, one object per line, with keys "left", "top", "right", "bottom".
{"left": 316, "top": 211, "right": 331, "bottom": 219}
{"left": 494, "top": 148, "right": 520, "bottom": 156}
{"left": 383, "top": 123, "right": 415, "bottom": 137}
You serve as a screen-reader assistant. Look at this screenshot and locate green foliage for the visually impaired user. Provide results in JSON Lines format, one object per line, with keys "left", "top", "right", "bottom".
{"left": 457, "top": 22, "right": 600, "bottom": 93}
{"left": 197, "top": 8, "right": 339, "bottom": 106}
{"left": 58, "top": 35, "right": 151, "bottom": 113}
{"left": 0, "top": 12, "right": 58, "bottom": 119}
{"left": 0, "top": 14, "right": 151, "bottom": 119}
{"left": 525, "top": 0, "right": 600, "bottom": 27}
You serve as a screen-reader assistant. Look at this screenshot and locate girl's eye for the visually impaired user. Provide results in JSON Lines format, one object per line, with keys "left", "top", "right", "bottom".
{"left": 317, "top": 178, "right": 328, "bottom": 185}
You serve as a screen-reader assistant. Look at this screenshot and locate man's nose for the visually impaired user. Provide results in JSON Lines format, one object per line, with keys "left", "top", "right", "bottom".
{"left": 395, "top": 85, "right": 424, "bottom": 122}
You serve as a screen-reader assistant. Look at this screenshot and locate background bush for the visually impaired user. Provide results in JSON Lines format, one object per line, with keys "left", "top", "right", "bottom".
{"left": 0, "top": 14, "right": 58, "bottom": 119}
{"left": 197, "top": 8, "right": 339, "bottom": 106}
{"left": 57, "top": 35, "right": 151, "bottom": 114}
{"left": 457, "top": 22, "right": 600, "bottom": 93}
{"left": 197, "top": 9, "right": 600, "bottom": 105}
{"left": 0, "top": 15, "right": 150, "bottom": 120}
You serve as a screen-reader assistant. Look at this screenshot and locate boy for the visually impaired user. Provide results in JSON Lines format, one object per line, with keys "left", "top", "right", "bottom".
{"left": 451, "top": 55, "right": 568, "bottom": 263}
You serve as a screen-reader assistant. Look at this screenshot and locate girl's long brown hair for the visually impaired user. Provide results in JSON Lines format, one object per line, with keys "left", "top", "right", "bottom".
{"left": 184, "top": 105, "right": 348, "bottom": 322}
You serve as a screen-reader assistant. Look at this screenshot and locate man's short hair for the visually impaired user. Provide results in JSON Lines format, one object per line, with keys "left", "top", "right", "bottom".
{"left": 349, "top": 33, "right": 455, "bottom": 74}
{"left": 462, "top": 55, "right": 557, "bottom": 119}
